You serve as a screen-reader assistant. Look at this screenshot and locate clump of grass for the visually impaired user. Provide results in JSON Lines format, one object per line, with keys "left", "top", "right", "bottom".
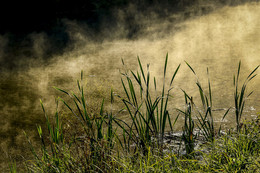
{"left": 116, "top": 114, "right": 260, "bottom": 172}
{"left": 203, "top": 114, "right": 260, "bottom": 172}
{"left": 181, "top": 93, "right": 195, "bottom": 155}
{"left": 115, "top": 146, "right": 201, "bottom": 172}
{"left": 114, "top": 54, "right": 180, "bottom": 153}
{"left": 22, "top": 72, "right": 121, "bottom": 172}
{"left": 229, "top": 61, "right": 259, "bottom": 132}
{"left": 12, "top": 54, "right": 259, "bottom": 172}
{"left": 53, "top": 72, "right": 119, "bottom": 171}
{"left": 177, "top": 62, "right": 231, "bottom": 156}
{"left": 23, "top": 99, "right": 68, "bottom": 172}
{"left": 184, "top": 63, "right": 230, "bottom": 142}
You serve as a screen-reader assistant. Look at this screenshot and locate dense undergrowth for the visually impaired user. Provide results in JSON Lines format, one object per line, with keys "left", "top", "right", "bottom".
{"left": 9, "top": 54, "right": 259, "bottom": 172}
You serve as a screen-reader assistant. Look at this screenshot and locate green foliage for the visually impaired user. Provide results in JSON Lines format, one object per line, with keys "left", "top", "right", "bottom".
{"left": 24, "top": 100, "right": 68, "bottom": 172}
{"left": 116, "top": 116, "right": 260, "bottom": 172}
{"left": 177, "top": 91, "right": 195, "bottom": 156}
{"left": 115, "top": 147, "right": 200, "bottom": 172}
{"left": 21, "top": 72, "right": 120, "bottom": 172}
{"left": 11, "top": 54, "right": 259, "bottom": 172}
{"left": 53, "top": 71, "right": 119, "bottom": 171}
{"left": 204, "top": 115, "right": 260, "bottom": 172}
{"left": 114, "top": 54, "right": 180, "bottom": 153}
{"left": 184, "top": 63, "right": 230, "bottom": 142}
{"left": 9, "top": 160, "right": 17, "bottom": 173}
{"left": 230, "top": 61, "right": 259, "bottom": 132}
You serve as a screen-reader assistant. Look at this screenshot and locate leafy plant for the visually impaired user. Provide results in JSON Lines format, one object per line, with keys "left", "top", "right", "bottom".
{"left": 177, "top": 91, "right": 195, "bottom": 156}
{"left": 114, "top": 54, "right": 180, "bottom": 153}
{"left": 185, "top": 63, "right": 230, "bottom": 142}
{"left": 13, "top": 55, "right": 259, "bottom": 172}
{"left": 54, "top": 71, "right": 119, "bottom": 170}
{"left": 24, "top": 99, "right": 69, "bottom": 172}
{"left": 22, "top": 71, "right": 120, "bottom": 172}
{"left": 205, "top": 116, "right": 260, "bottom": 172}
{"left": 226, "top": 61, "right": 259, "bottom": 132}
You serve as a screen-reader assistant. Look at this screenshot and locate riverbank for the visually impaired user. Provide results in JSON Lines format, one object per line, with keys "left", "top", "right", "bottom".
{"left": 8, "top": 56, "right": 259, "bottom": 172}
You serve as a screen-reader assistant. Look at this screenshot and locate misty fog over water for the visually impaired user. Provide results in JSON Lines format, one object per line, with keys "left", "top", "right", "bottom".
{"left": 0, "top": 1, "right": 259, "bottom": 171}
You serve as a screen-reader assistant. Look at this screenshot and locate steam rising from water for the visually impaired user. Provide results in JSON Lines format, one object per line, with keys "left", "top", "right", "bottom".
{"left": 0, "top": 2, "right": 260, "bottom": 171}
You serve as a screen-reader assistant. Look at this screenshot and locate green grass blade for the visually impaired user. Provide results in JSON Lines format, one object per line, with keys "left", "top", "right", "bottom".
{"left": 77, "top": 80, "right": 81, "bottom": 91}
{"left": 167, "top": 111, "right": 173, "bottom": 131}
{"left": 246, "top": 65, "right": 259, "bottom": 80}
{"left": 237, "top": 61, "right": 241, "bottom": 82}
{"left": 121, "top": 78, "right": 130, "bottom": 101}
{"left": 170, "top": 64, "right": 181, "bottom": 86}
{"left": 53, "top": 86, "right": 70, "bottom": 96}
{"left": 207, "top": 68, "right": 212, "bottom": 107}
{"left": 154, "top": 77, "right": 157, "bottom": 91}
{"left": 172, "top": 113, "right": 179, "bottom": 130}
{"left": 138, "top": 56, "right": 146, "bottom": 83}
{"left": 248, "top": 74, "right": 257, "bottom": 82}
{"left": 164, "top": 53, "right": 168, "bottom": 77}
{"left": 196, "top": 82, "right": 206, "bottom": 110}
{"left": 185, "top": 61, "right": 196, "bottom": 75}
{"left": 222, "top": 107, "right": 231, "bottom": 120}
{"left": 71, "top": 92, "right": 81, "bottom": 103}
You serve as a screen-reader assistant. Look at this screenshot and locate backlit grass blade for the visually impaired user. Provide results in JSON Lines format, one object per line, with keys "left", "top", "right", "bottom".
{"left": 72, "top": 92, "right": 81, "bottom": 103}
{"left": 53, "top": 86, "right": 70, "bottom": 96}
{"left": 172, "top": 113, "right": 180, "bottom": 128}
{"left": 248, "top": 74, "right": 257, "bottom": 82}
{"left": 247, "top": 65, "right": 259, "bottom": 80}
{"left": 170, "top": 64, "right": 181, "bottom": 86}
{"left": 77, "top": 80, "right": 81, "bottom": 91}
{"left": 164, "top": 53, "right": 168, "bottom": 77}
{"left": 237, "top": 61, "right": 241, "bottom": 82}
{"left": 121, "top": 78, "right": 130, "bottom": 101}
{"left": 154, "top": 77, "right": 157, "bottom": 91}
{"left": 122, "top": 99, "right": 141, "bottom": 136}
{"left": 185, "top": 61, "right": 196, "bottom": 75}
{"left": 127, "top": 77, "right": 138, "bottom": 106}
{"left": 207, "top": 68, "right": 212, "bottom": 107}
{"left": 138, "top": 56, "right": 146, "bottom": 83}
{"left": 196, "top": 82, "right": 206, "bottom": 110}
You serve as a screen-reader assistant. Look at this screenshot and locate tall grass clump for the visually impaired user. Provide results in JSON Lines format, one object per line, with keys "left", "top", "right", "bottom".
{"left": 177, "top": 62, "right": 232, "bottom": 156}
{"left": 229, "top": 61, "right": 259, "bottom": 132}
{"left": 11, "top": 54, "right": 259, "bottom": 172}
{"left": 184, "top": 62, "right": 230, "bottom": 142}
{"left": 178, "top": 91, "right": 196, "bottom": 155}
{"left": 22, "top": 72, "right": 121, "bottom": 172}
{"left": 53, "top": 71, "right": 119, "bottom": 171}
{"left": 114, "top": 54, "right": 180, "bottom": 153}
{"left": 23, "top": 100, "right": 68, "bottom": 172}
{"left": 204, "top": 114, "right": 260, "bottom": 172}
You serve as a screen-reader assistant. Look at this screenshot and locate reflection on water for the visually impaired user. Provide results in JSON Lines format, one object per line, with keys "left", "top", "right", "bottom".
{"left": 0, "top": 2, "right": 260, "bottom": 171}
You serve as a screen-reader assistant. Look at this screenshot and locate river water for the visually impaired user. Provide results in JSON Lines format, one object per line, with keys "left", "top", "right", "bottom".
{"left": 0, "top": 2, "right": 259, "bottom": 171}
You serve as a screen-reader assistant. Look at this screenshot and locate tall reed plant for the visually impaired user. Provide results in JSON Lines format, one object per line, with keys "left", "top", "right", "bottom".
{"left": 227, "top": 61, "right": 259, "bottom": 132}
{"left": 53, "top": 71, "right": 119, "bottom": 171}
{"left": 114, "top": 54, "right": 180, "bottom": 152}
{"left": 185, "top": 63, "right": 230, "bottom": 142}
{"left": 179, "top": 92, "right": 195, "bottom": 155}
{"left": 24, "top": 100, "right": 68, "bottom": 172}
